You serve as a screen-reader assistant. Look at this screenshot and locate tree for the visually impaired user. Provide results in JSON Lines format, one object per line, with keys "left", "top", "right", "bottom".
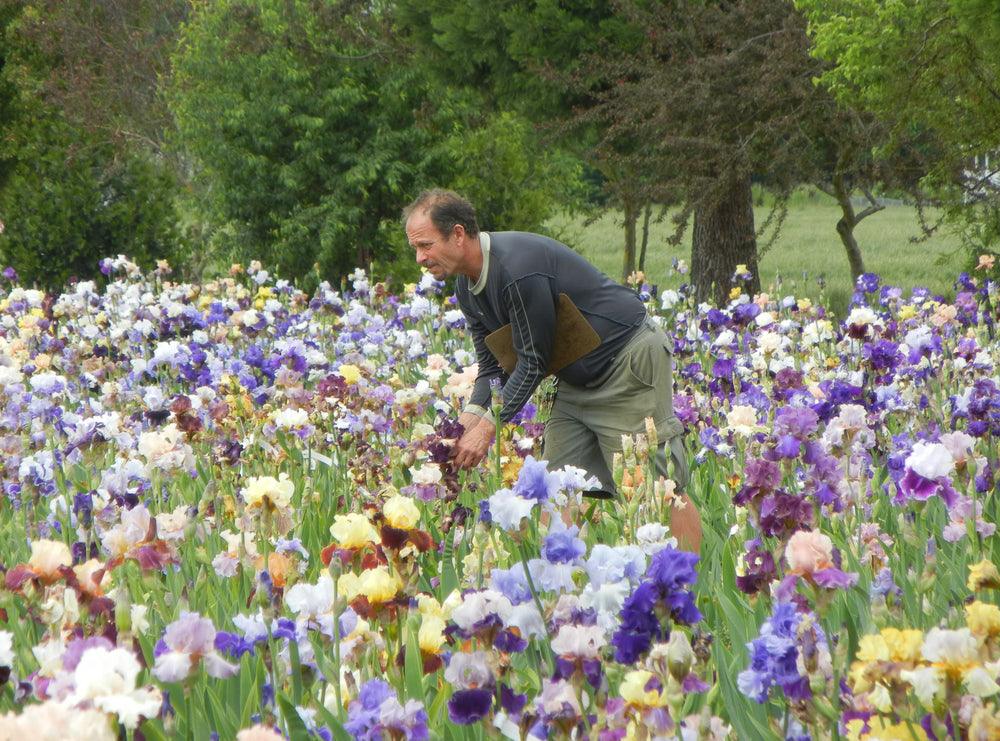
{"left": 797, "top": 0, "right": 1000, "bottom": 251}
{"left": 168, "top": 0, "right": 442, "bottom": 282}
{"left": 568, "top": 1, "right": 828, "bottom": 301}
{"left": 575, "top": 0, "right": 944, "bottom": 297}
{"left": 169, "top": 0, "right": 578, "bottom": 286}
{"left": 8, "top": 0, "right": 187, "bottom": 156}
{"left": 0, "top": 1, "right": 179, "bottom": 289}
{"left": 0, "top": 3, "right": 21, "bottom": 192}
{"left": 439, "top": 111, "right": 583, "bottom": 235}
{"left": 395, "top": 0, "right": 653, "bottom": 280}
{"left": 0, "top": 118, "right": 179, "bottom": 289}
{"left": 400, "top": 0, "right": 927, "bottom": 299}
{"left": 803, "top": 104, "right": 934, "bottom": 284}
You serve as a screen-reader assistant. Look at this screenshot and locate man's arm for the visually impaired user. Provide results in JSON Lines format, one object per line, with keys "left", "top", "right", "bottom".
{"left": 451, "top": 299, "right": 503, "bottom": 469}
{"left": 452, "top": 276, "right": 555, "bottom": 469}
{"left": 496, "top": 274, "right": 555, "bottom": 423}
{"left": 461, "top": 301, "right": 505, "bottom": 416}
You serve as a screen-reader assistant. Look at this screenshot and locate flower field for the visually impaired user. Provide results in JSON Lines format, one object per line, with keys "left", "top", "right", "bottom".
{"left": 0, "top": 255, "right": 998, "bottom": 740}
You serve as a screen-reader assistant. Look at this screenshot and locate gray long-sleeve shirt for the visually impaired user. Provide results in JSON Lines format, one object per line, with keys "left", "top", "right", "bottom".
{"left": 455, "top": 231, "right": 646, "bottom": 423}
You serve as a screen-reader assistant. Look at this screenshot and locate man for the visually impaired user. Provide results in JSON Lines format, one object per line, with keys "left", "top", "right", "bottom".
{"left": 403, "top": 189, "right": 701, "bottom": 552}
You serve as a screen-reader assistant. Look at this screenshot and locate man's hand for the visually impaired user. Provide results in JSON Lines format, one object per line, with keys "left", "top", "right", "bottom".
{"left": 451, "top": 416, "right": 496, "bottom": 470}
{"left": 456, "top": 411, "right": 485, "bottom": 432}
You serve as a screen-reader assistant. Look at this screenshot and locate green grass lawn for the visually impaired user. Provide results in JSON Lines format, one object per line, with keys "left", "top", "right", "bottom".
{"left": 547, "top": 188, "right": 968, "bottom": 315}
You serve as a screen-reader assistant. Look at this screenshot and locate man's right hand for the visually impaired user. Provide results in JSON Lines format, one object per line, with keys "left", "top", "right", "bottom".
{"left": 451, "top": 415, "right": 496, "bottom": 470}
{"left": 456, "top": 411, "right": 484, "bottom": 432}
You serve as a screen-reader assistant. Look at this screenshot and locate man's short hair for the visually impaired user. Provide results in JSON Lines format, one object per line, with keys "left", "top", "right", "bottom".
{"left": 402, "top": 189, "right": 480, "bottom": 238}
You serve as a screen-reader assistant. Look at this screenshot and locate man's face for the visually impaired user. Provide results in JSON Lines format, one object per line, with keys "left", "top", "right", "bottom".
{"left": 406, "top": 211, "right": 464, "bottom": 280}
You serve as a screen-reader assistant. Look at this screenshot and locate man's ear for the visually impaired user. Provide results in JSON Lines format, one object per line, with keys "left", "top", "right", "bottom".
{"left": 452, "top": 224, "right": 466, "bottom": 243}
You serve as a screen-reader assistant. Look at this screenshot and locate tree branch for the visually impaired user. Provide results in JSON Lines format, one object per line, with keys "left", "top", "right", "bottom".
{"left": 814, "top": 182, "right": 835, "bottom": 198}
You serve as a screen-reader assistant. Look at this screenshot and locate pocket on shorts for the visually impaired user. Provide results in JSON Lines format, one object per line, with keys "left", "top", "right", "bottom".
{"left": 626, "top": 344, "right": 657, "bottom": 389}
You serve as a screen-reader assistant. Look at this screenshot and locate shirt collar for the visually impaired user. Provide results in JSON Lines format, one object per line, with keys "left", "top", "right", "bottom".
{"left": 470, "top": 232, "right": 490, "bottom": 295}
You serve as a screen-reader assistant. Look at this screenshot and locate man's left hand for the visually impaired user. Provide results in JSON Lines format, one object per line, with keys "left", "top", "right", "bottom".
{"left": 451, "top": 418, "right": 496, "bottom": 470}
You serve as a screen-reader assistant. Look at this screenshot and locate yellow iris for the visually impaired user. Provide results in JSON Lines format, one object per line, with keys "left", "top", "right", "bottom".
{"left": 338, "top": 364, "right": 362, "bottom": 384}
{"left": 383, "top": 495, "right": 421, "bottom": 530}
{"left": 966, "top": 601, "right": 1000, "bottom": 638}
{"left": 619, "top": 670, "right": 667, "bottom": 708}
{"left": 968, "top": 559, "right": 1000, "bottom": 592}
{"left": 358, "top": 567, "right": 401, "bottom": 604}
{"left": 329, "top": 513, "right": 378, "bottom": 549}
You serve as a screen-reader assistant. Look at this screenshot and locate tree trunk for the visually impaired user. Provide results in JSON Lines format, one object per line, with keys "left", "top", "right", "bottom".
{"left": 835, "top": 219, "right": 865, "bottom": 287}
{"left": 691, "top": 175, "right": 759, "bottom": 304}
{"left": 638, "top": 202, "right": 652, "bottom": 272}
{"left": 622, "top": 195, "right": 638, "bottom": 280}
{"left": 832, "top": 172, "right": 865, "bottom": 285}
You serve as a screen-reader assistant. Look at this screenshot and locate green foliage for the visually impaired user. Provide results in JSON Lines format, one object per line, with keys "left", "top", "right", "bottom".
{"left": 169, "top": 0, "right": 584, "bottom": 290}
{"left": 0, "top": 3, "right": 21, "bottom": 192}
{"left": 168, "top": 0, "right": 450, "bottom": 287}
{"left": 439, "top": 111, "right": 584, "bottom": 233}
{"left": 797, "top": 0, "right": 1000, "bottom": 248}
{"left": 0, "top": 119, "right": 179, "bottom": 289}
{"left": 0, "top": 4, "right": 179, "bottom": 289}
{"left": 952, "top": 0, "right": 1000, "bottom": 47}
{"left": 396, "top": 0, "right": 640, "bottom": 125}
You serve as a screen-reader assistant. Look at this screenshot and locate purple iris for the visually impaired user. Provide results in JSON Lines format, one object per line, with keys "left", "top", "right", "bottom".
{"left": 513, "top": 456, "right": 554, "bottom": 503}
{"left": 490, "top": 566, "right": 532, "bottom": 605}
{"left": 773, "top": 368, "right": 805, "bottom": 400}
{"left": 214, "top": 631, "right": 256, "bottom": 659}
{"left": 896, "top": 469, "right": 958, "bottom": 509}
{"left": 862, "top": 339, "right": 903, "bottom": 373}
{"left": 447, "top": 689, "right": 493, "bottom": 725}
{"left": 611, "top": 581, "right": 661, "bottom": 663}
{"left": 646, "top": 548, "right": 699, "bottom": 592}
{"left": 736, "top": 541, "right": 777, "bottom": 595}
{"left": 856, "top": 272, "right": 880, "bottom": 294}
{"left": 773, "top": 407, "right": 818, "bottom": 440}
{"left": 611, "top": 547, "right": 701, "bottom": 663}
{"left": 735, "top": 383, "right": 771, "bottom": 413}
{"left": 344, "top": 679, "right": 429, "bottom": 740}
{"left": 542, "top": 525, "right": 586, "bottom": 564}
{"left": 344, "top": 686, "right": 387, "bottom": 736}
{"left": 554, "top": 656, "right": 603, "bottom": 689}
{"left": 71, "top": 541, "right": 88, "bottom": 564}
{"left": 734, "top": 458, "right": 781, "bottom": 506}
{"left": 61, "top": 636, "right": 114, "bottom": 671}
{"left": 499, "top": 684, "right": 527, "bottom": 715}
{"left": 772, "top": 435, "right": 801, "bottom": 460}
{"left": 493, "top": 629, "right": 527, "bottom": 653}
{"left": 711, "top": 358, "right": 735, "bottom": 380}
{"left": 673, "top": 394, "right": 698, "bottom": 425}
{"left": 732, "top": 302, "right": 761, "bottom": 325}
{"left": 357, "top": 679, "right": 394, "bottom": 710}
{"left": 737, "top": 602, "right": 811, "bottom": 703}
{"left": 759, "top": 493, "right": 813, "bottom": 539}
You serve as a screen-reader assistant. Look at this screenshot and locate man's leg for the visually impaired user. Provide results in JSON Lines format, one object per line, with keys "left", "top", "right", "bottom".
{"left": 585, "top": 323, "right": 702, "bottom": 552}
{"left": 661, "top": 436, "right": 701, "bottom": 553}
{"left": 591, "top": 430, "right": 701, "bottom": 552}
{"left": 542, "top": 396, "right": 615, "bottom": 497}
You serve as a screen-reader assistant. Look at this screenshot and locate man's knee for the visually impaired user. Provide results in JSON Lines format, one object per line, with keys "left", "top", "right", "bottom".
{"left": 671, "top": 491, "right": 702, "bottom": 554}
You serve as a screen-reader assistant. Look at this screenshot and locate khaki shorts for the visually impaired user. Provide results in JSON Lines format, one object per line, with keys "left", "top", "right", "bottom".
{"left": 542, "top": 318, "right": 689, "bottom": 493}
